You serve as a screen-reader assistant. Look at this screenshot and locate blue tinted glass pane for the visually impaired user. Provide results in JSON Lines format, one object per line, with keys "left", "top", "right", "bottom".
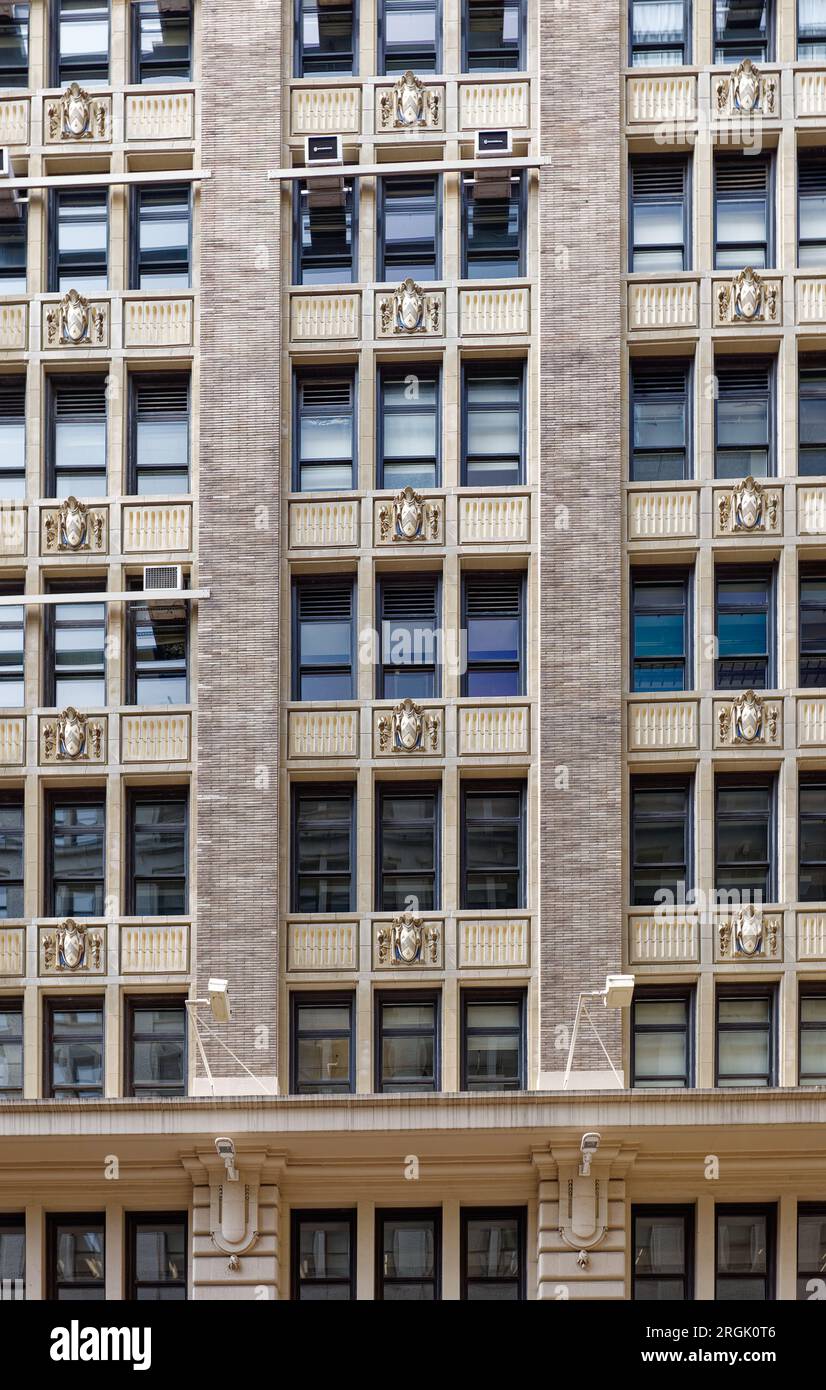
{"left": 467, "top": 616, "right": 519, "bottom": 662}
{"left": 635, "top": 612, "right": 684, "bottom": 657}
{"left": 718, "top": 612, "right": 767, "bottom": 655}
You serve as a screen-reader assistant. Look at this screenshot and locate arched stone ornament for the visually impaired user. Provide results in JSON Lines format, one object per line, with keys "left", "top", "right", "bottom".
{"left": 556, "top": 1163, "right": 608, "bottom": 1253}
{"left": 210, "top": 1178, "right": 259, "bottom": 1258}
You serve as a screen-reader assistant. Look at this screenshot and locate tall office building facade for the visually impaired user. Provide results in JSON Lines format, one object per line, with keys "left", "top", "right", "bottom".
{"left": 0, "top": 0, "right": 823, "bottom": 1302}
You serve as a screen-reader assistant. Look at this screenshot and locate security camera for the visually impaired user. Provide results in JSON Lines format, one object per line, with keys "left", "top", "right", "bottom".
{"left": 579, "top": 1131, "right": 601, "bottom": 1177}
{"left": 215, "top": 1136, "right": 238, "bottom": 1181}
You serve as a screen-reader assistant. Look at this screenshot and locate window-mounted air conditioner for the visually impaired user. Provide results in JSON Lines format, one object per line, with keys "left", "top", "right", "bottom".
{"left": 475, "top": 129, "right": 512, "bottom": 159}
{"left": 470, "top": 130, "right": 514, "bottom": 201}
{"left": 304, "top": 134, "right": 346, "bottom": 209}
{"left": 0, "top": 147, "right": 24, "bottom": 218}
{"left": 142, "top": 564, "right": 185, "bottom": 620}
{"left": 305, "top": 134, "right": 343, "bottom": 167}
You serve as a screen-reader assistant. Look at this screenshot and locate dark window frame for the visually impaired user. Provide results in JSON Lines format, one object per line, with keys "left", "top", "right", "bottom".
{"left": 375, "top": 989, "right": 441, "bottom": 1093}
{"left": 289, "top": 990, "right": 355, "bottom": 1096}
{"left": 131, "top": 0, "right": 192, "bottom": 84}
{"left": 127, "top": 370, "right": 191, "bottom": 496}
{"left": 44, "top": 995, "right": 105, "bottom": 1099}
{"left": 629, "top": 0, "right": 691, "bottom": 66}
{"left": 376, "top": 571, "right": 441, "bottom": 700}
{"left": 714, "top": 771, "right": 777, "bottom": 903}
{"left": 631, "top": 986, "right": 695, "bottom": 1089}
{"left": 461, "top": 358, "right": 526, "bottom": 487}
{"left": 631, "top": 566, "right": 692, "bottom": 693}
{"left": 460, "top": 1206, "right": 526, "bottom": 1299}
{"left": 798, "top": 353, "right": 826, "bottom": 476}
{"left": 0, "top": 377, "right": 26, "bottom": 497}
{"left": 630, "top": 774, "right": 693, "bottom": 906}
{"left": 714, "top": 563, "right": 775, "bottom": 689}
{"left": 460, "top": 780, "right": 525, "bottom": 911}
{"left": 125, "top": 1211, "right": 187, "bottom": 1300}
{"left": 460, "top": 988, "right": 526, "bottom": 1091}
{"left": 292, "top": 365, "right": 357, "bottom": 493}
{"left": 461, "top": 570, "right": 525, "bottom": 697}
{"left": 715, "top": 984, "right": 777, "bottom": 1087}
{"left": 798, "top": 152, "right": 826, "bottom": 267}
{"left": 52, "top": 0, "right": 110, "bottom": 86}
{"left": 292, "top": 574, "right": 357, "bottom": 702}
{"left": 46, "top": 1212, "right": 105, "bottom": 1299}
{"left": 375, "top": 1207, "right": 442, "bottom": 1299}
{"left": 46, "top": 372, "right": 108, "bottom": 498}
{"left": 375, "top": 781, "right": 440, "bottom": 913}
{"left": 48, "top": 187, "right": 109, "bottom": 294}
{"left": 0, "top": 997, "right": 23, "bottom": 1097}
{"left": 629, "top": 356, "right": 693, "bottom": 483}
{"left": 0, "top": 581, "right": 24, "bottom": 710}
{"left": 294, "top": 0, "right": 358, "bottom": 77}
{"left": 0, "top": 791, "right": 24, "bottom": 919}
{"left": 713, "top": 154, "right": 774, "bottom": 270}
{"left": 797, "top": 1202, "right": 826, "bottom": 1299}
{"left": 291, "top": 782, "right": 356, "bottom": 914}
{"left": 130, "top": 183, "right": 191, "bottom": 291}
{"left": 293, "top": 178, "right": 358, "bottom": 287}
{"left": 462, "top": 0, "right": 525, "bottom": 70}
{"left": 0, "top": 201, "right": 27, "bottom": 295}
{"left": 799, "top": 0, "right": 826, "bottom": 57}
{"left": 377, "top": 0, "right": 442, "bottom": 73}
{"left": 799, "top": 775, "right": 826, "bottom": 902}
{"left": 126, "top": 787, "right": 188, "bottom": 917}
{"left": 461, "top": 169, "right": 525, "bottom": 278}
{"left": 0, "top": 1214, "right": 25, "bottom": 1298}
{"left": 714, "top": 0, "right": 773, "bottom": 63}
{"left": 714, "top": 356, "right": 775, "bottom": 481}
{"left": 715, "top": 1203, "right": 776, "bottom": 1300}
{"left": 377, "top": 174, "right": 442, "bottom": 282}
{"left": 125, "top": 575, "right": 189, "bottom": 707}
{"left": 632, "top": 1205, "right": 695, "bottom": 1300}
{"left": 0, "top": 4, "right": 30, "bottom": 87}
{"left": 629, "top": 154, "right": 691, "bottom": 273}
{"left": 124, "top": 995, "right": 187, "bottom": 1099}
{"left": 290, "top": 1208, "right": 357, "bottom": 1299}
{"left": 45, "top": 786, "right": 106, "bottom": 919}
{"left": 801, "top": 567, "right": 826, "bottom": 688}
{"left": 798, "top": 983, "right": 826, "bottom": 1084}
{"left": 378, "top": 362, "right": 441, "bottom": 490}
{"left": 44, "top": 577, "right": 107, "bottom": 708}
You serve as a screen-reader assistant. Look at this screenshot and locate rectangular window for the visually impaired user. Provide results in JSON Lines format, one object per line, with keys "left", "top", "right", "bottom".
{"left": 630, "top": 776, "right": 691, "bottom": 906}
{"left": 630, "top": 0, "right": 689, "bottom": 65}
{"left": 132, "top": 1, "right": 191, "bottom": 83}
{"left": 715, "top": 775, "right": 775, "bottom": 901}
{"left": 296, "top": 0, "right": 355, "bottom": 76}
{"left": 630, "top": 158, "right": 689, "bottom": 272}
{"left": 0, "top": 4, "right": 29, "bottom": 86}
{"left": 462, "top": 361, "right": 524, "bottom": 487}
{"left": 129, "top": 373, "right": 190, "bottom": 495}
{"left": 799, "top": 155, "right": 826, "bottom": 268}
{"left": 461, "top": 991, "right": 525, "bottom": 1091}
{"left": 0, "top": 583, "right": 24, "bottom": 708}
{"left": 377, "top": 784, "right": 438, "bottom": 911}
{"left": 295, "top": 180, "right": 356, "bottom": 286}
{"left": 715, "top": 0, "right": 770, "bottom": 61}
{"left": 376, "top": 1209, "right": 441, "bottom": 1298}
{"left": 379, "top": 176, "right": 439, "bottom": 281}
{"left": 0, "top": 795, "right": 23, "bottom": 918}
{"left": 294, "top": 371, "right": 356, "bottom": 491}
{"left": 48, "top": 375, "right": 107, "bottom": 497}
{"left": 51, "top": 189, "right": 108, "bottom": 293}
{"left": 0, "top": 378, "right": 26, "bottom": 498}
{"left": 0, "top": 1216, "right": 25, "bottom": 1298}
{"left": 55, "top": 0, "right": 109, "bottom": 84}
{"left": 291, "top": 1210, "right": 355, "bottom": 1299}
{"left": 797, "top": 1205, "right": 826, "bottom": 1298}
{"left": 463, "top": 572, "right": 523, "bottom": 696}
{"left": 800, "top": 570, "right": 826, "bottom": 686}
{"left": 290, "top": 992, "right": 354, "bottom": 1095}
{"left": 715, "top": 567, "right": 773, "bottom": 687}
{"left": 128, "top": 791, "right": 187, "bottom": 915}
{"left": 799, "top": 355, "right": 826, "bottom": 475}
{"left": 630, "top": 358, "right": 691, "bottom": 482}
{"left": 632, "top": 569, "right": 690, "bottom": 693}
{"left": 716, "top": 989, "right": 776, "bottom": 1087}
{"left": 292, "top": 785, "right": 355, "bottom": 913}
{"left": 47, "top": 1215, "right": 105, "bottom": 1297}
{"left": 800, "top": 776, "right": 826, "bottom": 901}
{"left": 46, "top": 1000, "right": 104, "bottom": 1099}
{"left": 632, "top": 1207, "right": 693, "bottom": 1300}
{"left": 376, "top": 995, "right": 439, "bottom": 1092}
{"left": 716, "top": 358, "right": 773, "bottom": 478}
{"left": 0, "top": 202, "right": 26, "bottom": 295}
{"left": 716, "top": 1206, "right": 775, "bottom": 1299}
{"left": 126, "top": 1213, "right": 187, "bottom": 1299}
{"left": 462, "top": 172, "right": 523, "bottom": 278}
{"left": 126, "top": 998, "right": 186, "bottom": 1098}
{"left": 632, "top": 988, "right": 693, "bottom": 1088}
{"left": 799, "top": 988, "right": 826, "bottom": 1084}
{"left": 47, "top": 582, "right": 106, "bottom": 707}
{"left": 133, "top": 185, "right": 190, "bottom": 290}
{"left": 461, "top": 1208, "right": 525, "bottom": 1299}
{"left": 379, "top": 365, "right": 439, "bottom": 489}
{"left": 47, "top": 793, "right": 105, "bottom": 918}
{"left": 0, "top": 1002, "right": 22, "bottom": 1097}
{"left": 128, "top": 584, "right": 188, "bottom": 706}
{"left": 293, "top": 576, "right": 355, "bottom": 700}
{"left": 463, "top": 0, "right": 522, "bottom": 69}
{"left": 715, "top": 155, "right": 772, "bottom": 273}
{"left": 379, "top": 0, "right": 440, "bottom": 72}
{"left": 800, "top": 0, "right": 826, "bottom": 57}
{"left": 378, "top": 573, "right": 440, "bottom": 699}
{"left": 461, "top": 783, "right": 524, "bottom": 910}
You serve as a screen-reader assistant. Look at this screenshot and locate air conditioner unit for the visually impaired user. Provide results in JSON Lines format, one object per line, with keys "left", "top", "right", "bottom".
{"left": 304, "top": 134, "right": 346, "bottom": 209}
{"left": 0, "top": 147, "right": 24, "bottom": 218}
{"left": 143, "top": 563, "right": 183, "bottom": 592}
{"left": 475, "top": 129, "right": 512, "bottom": 159}
{"left": 305, "top": 134, "right": 343, "bottom": 167}
{"left": 470, "top": 130, "right": 514, "bottom": 201}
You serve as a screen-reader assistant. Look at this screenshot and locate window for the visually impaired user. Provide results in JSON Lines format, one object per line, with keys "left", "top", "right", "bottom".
{"left": 132, "top": 1, "right": 191, "bottom": 83}
{"left": 631, "top": 569, "right": 690, "bottom": 693}
{"left": 292, "top": 785, "right": 355, "bottom": 913}
{"left": 128, "top": 792, "right": 187, "bottom": 915}
{"left": 379, "top": 365, "right": 439, "bottom": 489}
{"left": 55, "top": 0, "right": 109, "bottom": 84}
{"left": 715, "top": 156, "right": 771, "bottom": 269}
{"left": 800, "top": 0, "right": 826, "bottom": 57}
{"left": 46, "top": 1000, "right": 104, "bottom": 1098}
{"left": 51, "top": 190, "right": 108, "bottom": 292}
{"left": 290, "top": 993, "right": 354, "bottom": 1094}
{"left": 0, "top": 796, "right": 23, "bottom": 917}
{"left": 129, "top": 373, "right": 190, "bottom": 495}
{"left": 126, "top": 1214, "right": 187, "bottom": 1300}
{"left": 295, "top": 180, "right": 356, "bottom": 286}
{"left": 379, "top": 176, "right": 439, "bottom": 281}
{"left": 47, "top": 793, "right": 105, "bottom": 918}
{"left": 376, "top": 1209, "right": 441, "bottom": 1298}
{"left": 799, "top": 154, "right": 826, "bottom": 267}
{"left": 0, "top": 4, "right": 29, "bottom": 86}
{"left": 462, "top": 172, "right": 523, "bottom": 278}
{"left": 461, "top": 1209, "right": 525, "bottom": 1299}
{"left": 463, "top": 0, "right": 522, "bottom": 69}
{"left": 797, "top": 1205, "right": 826, "bottom": 1298}
{"left": 126, "top": 998, "right": 186, "bottom": 1098}
{"left": 632, "top": 988, "right": 693, "bottom": 1088}
{"left": 800, "top": 777, "right": 826, "bottom": 901}
{"left": 801, "top": 572, "right": 826, "bottom": 686}
{"left": 379, "top": 0, "right": 440, "bottom": 72}
{"left": 800, "top": 987, "right": 826, "bottom": 1084}
{"left": 47, "top": 1215, "right": 105, "bottom": 1298}
{"left": 377, "top": 993, "right": 439, "bottom": 1092}
{"left": 629, "top": 158, "right": 689, "bottom": 272}
{"left": 132, "top": 186, "right": 190, "bottom": 290}
{"left": 714, "top": 0, "right": 770, "bottom": 61}
{"left": 0, "top": 203, "right": 26, "bottom": 295}
{"left": 463, "top": 572, "right": 523, "bottom": 696}
{"left": 48, "top": 375, "right": 107, "bottom": 497}
{"left": 715, "top": 775, "right": 775, "bottom": 901}
{"left": 0, "top": 584, "right": 24, "bottom": 707}
{"left": 128, "top": 583, "right": 188, "bottom": 706}
{"left": 716, "top": 1207, "right": 775, "bottom": 1299}
{"left": 378, "top": 573, "right": 440, "bottom": 699}
{"left": 630, "top": 358, "right": 691, "bottom": 482}
{"left": 461, "top": 992, "right": 525, "bottom": 1091}
{"left": 0, "top": 1216, "right": 25, "bottom": 1299}
{"left": 461, "top": 784, "right": 524, "bottom": 910}
{"left": 0, "top": 379, "right": 25, "bottom": 498}
{"left": 47, "top": 582, "right": 106, "bottom": 707}
{"left": 462, "top": 362, "right": 524, "bottom": 487}
{"left": 799, "top": 356, "right": 826, "bottom": 475}
{"left": 294, "top": 371, "right": 356, "bottom": 491}
{"left": 0, "top": 1002, "right": 22, "bottom": 1097}
{"left": 292, "top": 1210, "right": 355, "bottom": 1299}
{"left": 716, "top": 988, "right": 776, "bottom": 1087}
{"left": 377, "top": 785, "right": 438, "bottom": 911}
{"left": 630, "top": 0, "right": 689, "bottom": 65}
{"left": 293, "top": 577, "right": 355, "bottom": 700}
{"left": 715, "top": 568, "right": 773, "bottom": 687}
{"left": 630, "top": 776, "right": 691, "bottom": 906}
{"left": 296, "top": 0, "right": 355, "bottom": 76}
{"left": 632, "top": 1207, "right": 693, "bottom": 1300}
